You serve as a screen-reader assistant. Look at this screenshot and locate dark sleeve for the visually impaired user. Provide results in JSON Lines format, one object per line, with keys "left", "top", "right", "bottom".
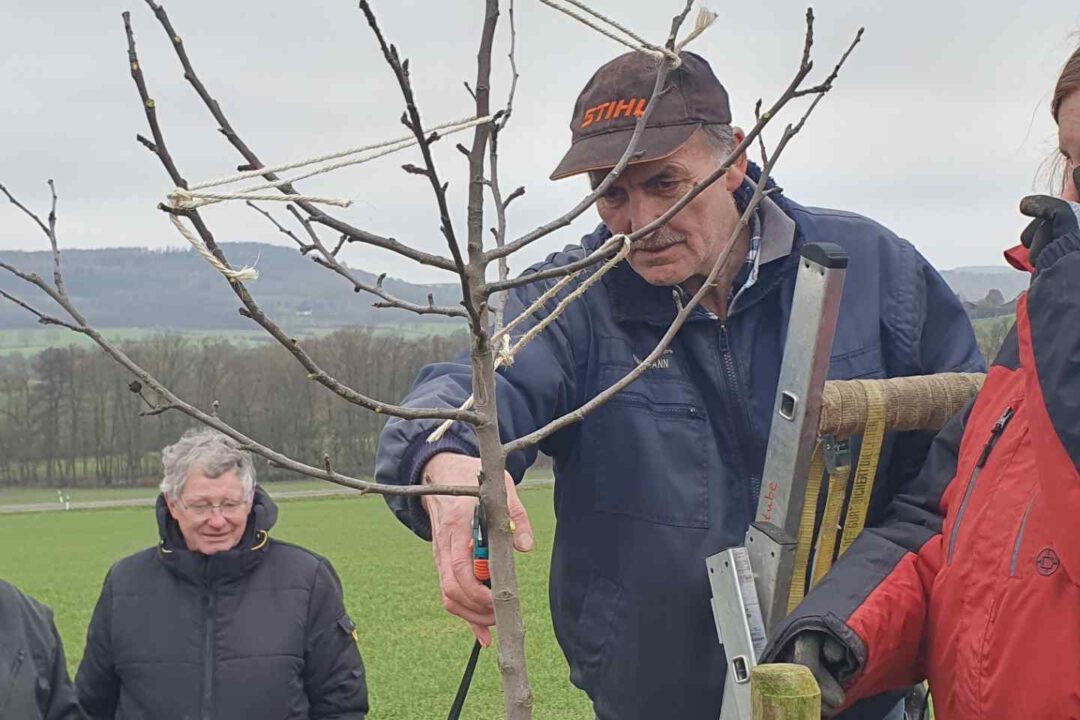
{"left": 304, "top": 560, "right": 368, "bottom": 720}
{"left": 374, "top": 256, "right": 586, "bottom": 539}
{"left": 1025, "top": 244, "right": 1080, "bottom": 474}
{"left": 873, "top": 240, "right": 984, "bottom": 524}
{"left": 42, "top": 617, "right": 85, "bottom": 720}
{"left": 75, "top": 572, "right": 119, "bottom": 720}
{"left": 881, "top": 240, "right": 984, "bottom": 379}
{"left": 763, "top": 400, "right": 971, "bottom": 706}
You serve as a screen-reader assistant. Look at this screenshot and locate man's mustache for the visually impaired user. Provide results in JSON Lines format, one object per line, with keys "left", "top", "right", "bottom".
{"left": 633, "top": 228, "right": 686, "bottom": 251}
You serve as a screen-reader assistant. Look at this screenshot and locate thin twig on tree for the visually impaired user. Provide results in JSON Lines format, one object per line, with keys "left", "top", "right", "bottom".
{"left": 0, "top": 195, "right": 480, "bottom": 500}
{"left": 246, "top": 201, "right": 312, "bottom": 252}
{"left": 665, "top": 0, "right": 696, "bottom": 50}
{"left": 484, "top": 46, "right": 674, "bottom": 264}
{"left": 0, "top": 288, "right": 76, "bottom": 332}
{"left": 483, "top": 235, "right": 622, "bottom": 294}
{"left": 1, "top": 180, "right": 65, "bottom": 297}
{"left": 357, "top": 1, "right": 482, "bottom": 330}
{"left": 140, "top": 0, "right": 459, "bottom": 273}
{"left": 246, "top": 201, "right": 466, "bottom": 318}
{"left": 123, "top": 12, "right": 480, "bottom": 424}
{"left": 487, "top": 0, "right": 520, "bottom": 342}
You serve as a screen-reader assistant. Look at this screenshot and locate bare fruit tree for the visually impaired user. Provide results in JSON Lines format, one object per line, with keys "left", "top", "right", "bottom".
{"left": 0, "top": 1, "right": 861, "bottom": 717}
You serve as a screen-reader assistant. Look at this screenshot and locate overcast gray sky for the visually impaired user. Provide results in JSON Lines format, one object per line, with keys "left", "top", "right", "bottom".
{"left": 2, "top": 1, "right": 1079, "bottom": 285}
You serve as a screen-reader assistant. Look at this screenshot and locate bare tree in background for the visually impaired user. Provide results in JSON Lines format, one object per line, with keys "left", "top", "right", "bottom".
{"left": 0, "top": 1, "right": 861, "bottom": 716}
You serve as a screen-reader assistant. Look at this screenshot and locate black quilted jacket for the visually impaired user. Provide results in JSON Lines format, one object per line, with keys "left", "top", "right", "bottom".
{"left": 75, "top": 488, "right": 367, "bottom": 720}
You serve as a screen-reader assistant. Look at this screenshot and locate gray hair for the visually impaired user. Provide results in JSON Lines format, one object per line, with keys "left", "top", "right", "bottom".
{"left": 699, "top": 123, "right": 736, "bottom": 159}
{"left": 160, "top": 428, "right": 256, "bottom": 501}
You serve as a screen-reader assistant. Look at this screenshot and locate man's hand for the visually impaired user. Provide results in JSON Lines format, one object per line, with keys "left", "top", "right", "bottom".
{"left": 1021, "top": 167, "right": 1080, "bottom": 270}
{"left": 786, "top": 631, "right": 847, "bottom": 717}
{"left": 420, "top": 452, "right": 534, "bottom": 647}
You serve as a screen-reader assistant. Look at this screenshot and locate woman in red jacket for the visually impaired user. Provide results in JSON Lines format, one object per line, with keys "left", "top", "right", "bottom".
{"left": 765, "top": 45, "right": 1080, "bottom": 719}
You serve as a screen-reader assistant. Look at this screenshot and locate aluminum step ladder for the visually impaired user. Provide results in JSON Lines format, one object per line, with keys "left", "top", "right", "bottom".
{"left": 707, "top": 242, "right": 848, "bottom": 720}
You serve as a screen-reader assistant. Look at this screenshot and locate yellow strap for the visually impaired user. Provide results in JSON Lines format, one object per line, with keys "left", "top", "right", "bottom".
{"left": 811, "top": 461, "right": 850, "bottom": 585}
{"left": 787, "top": 443, "right": 825, "bottom": 614}
{"left": 838, "top": 380, "right": 887, "bottom": 555}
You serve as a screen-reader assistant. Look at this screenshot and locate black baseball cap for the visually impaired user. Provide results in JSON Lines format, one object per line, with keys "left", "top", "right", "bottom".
{"left": 550, "top": 51, "right": 732, "bottom": 180}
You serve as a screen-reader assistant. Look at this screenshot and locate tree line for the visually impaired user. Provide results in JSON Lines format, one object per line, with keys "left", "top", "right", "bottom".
{"left": 0, "top": 329, "right": 466, "bottom": 487}
{"left": 0, "top": 317, "right": 1008, "bottom": 489}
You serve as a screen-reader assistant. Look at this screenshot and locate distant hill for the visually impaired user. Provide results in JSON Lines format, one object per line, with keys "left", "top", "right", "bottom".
{"left": 0, "top": 243, "right": 1031, "bottom": 332}
{"left": 939, "top": 266, "right": 1028, "bottom": 305}
{"left": 0, "top": 243, "right": 460, "bottom": 331}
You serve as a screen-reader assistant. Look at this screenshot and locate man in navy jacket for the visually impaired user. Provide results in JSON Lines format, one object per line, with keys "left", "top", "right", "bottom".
{"left": 375, "top": 51, "right": 982, "bottom": 719}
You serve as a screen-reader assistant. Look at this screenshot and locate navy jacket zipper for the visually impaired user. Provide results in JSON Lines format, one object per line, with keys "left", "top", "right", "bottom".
{"left": 948, "top": 406, "right": 1015, "bottom": 563}
{"left": 718, "top": 323, "right": 761, "bottom": 518}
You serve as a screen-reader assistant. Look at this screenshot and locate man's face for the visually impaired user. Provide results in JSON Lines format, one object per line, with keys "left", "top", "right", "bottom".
{"left": 594, "top": 129, "right": 748, "bottom": 287}
{"left": 166, "top": 469, "right": 251, "bottom": 555}
{"left": 1059, "top": 90, "right": 1080, "bottom": 202}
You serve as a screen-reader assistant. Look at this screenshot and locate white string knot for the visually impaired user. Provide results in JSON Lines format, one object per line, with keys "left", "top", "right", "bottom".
{"left": 166, "top": 189, "right": 196, "bottom": 211}
{"left": 497, "top": 333, "right": 514, "bottom": 367}
{"left": 674, "top": 9, "right": 718, "bottom": 54}
{"left": 169, "top": 214, "right": 260, "bottom": 283}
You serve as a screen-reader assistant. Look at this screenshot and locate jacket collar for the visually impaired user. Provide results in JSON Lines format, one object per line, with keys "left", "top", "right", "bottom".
{"left": 593, "top": 184, "right": 799, "bottom": 327}
{"left": 155, "top": 485, "right": 277, "bottom": 585}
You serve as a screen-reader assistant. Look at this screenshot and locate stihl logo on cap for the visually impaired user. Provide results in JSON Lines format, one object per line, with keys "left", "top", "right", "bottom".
{"left": 580, "top": 97, "right": 647, "bottom": 129}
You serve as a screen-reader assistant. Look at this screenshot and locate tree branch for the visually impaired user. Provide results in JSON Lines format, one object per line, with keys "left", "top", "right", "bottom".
{"left": 484, "top": 236, "right": 621, "bottom": 294}
{"left": 0, "top": 288, "right": 80, "bottom": 332}
{"left": 123, "top": 11, "right": 481, "bottom": 424}
{"left": 246, "top": 202, "right": 467, "bottom": 318}
{"left": 0, "top": 180, "right": 65, "bottom": 296}
{"left": 486, "top": 0, "right": 520, "bottom": 342}
{"left": 665, "top": 0, "right": 696, "bottom": 50}
{"left": 140, "top": 0, "right": 459, "bottom": 273}
{"left": 357, "top": 1, "right": 482, "bottom": 330}
{"left": 246, "top": 201, "right": 313, "bottom": 252}
{"left": 0, "top": 213, "right": 479, "bottom": 500}
{"left": 484, "top": 48, "right": 674, "bottom": 263}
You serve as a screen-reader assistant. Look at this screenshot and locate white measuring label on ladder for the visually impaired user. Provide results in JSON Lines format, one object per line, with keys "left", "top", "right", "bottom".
{"left": 731, "top": 547, "right": 767, "bottom": 658}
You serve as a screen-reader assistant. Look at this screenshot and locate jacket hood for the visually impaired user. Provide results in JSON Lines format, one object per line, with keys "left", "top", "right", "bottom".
{"left": 155, "top": 485, "right": 278, "bottom": 584}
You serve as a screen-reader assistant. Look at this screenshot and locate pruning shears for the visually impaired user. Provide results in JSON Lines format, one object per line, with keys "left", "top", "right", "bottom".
{"left": 447, "top": 501, "right": 490, "bottom": 720}
{"left": 471, "top": 501, "right": 491, "bottom": 588}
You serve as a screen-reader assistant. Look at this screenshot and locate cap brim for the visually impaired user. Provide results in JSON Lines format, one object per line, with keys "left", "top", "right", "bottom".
{"left": 549, "top": 123, "right": 700, "bottom": 181}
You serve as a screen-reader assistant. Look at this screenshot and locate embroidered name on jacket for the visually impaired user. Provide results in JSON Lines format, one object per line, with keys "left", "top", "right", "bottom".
{"left": 632, "top": 348, "right": 674, "bottom": 371}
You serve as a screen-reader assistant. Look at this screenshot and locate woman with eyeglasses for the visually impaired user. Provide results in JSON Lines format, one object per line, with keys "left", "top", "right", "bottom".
{"left": 75, "top": 428, "right": 368, "bottom": 720}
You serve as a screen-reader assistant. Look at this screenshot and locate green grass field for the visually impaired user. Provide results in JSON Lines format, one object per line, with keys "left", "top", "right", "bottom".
{"left": 0, "top": 485, "right": 591, "bottom": 719}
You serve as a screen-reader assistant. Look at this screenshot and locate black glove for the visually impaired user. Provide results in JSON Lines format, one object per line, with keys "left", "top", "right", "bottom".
{"left": 1020, "top": 167, "right": 1080, "bottom": 272}
{"left": 785, "top": 631, "right": 847, "bottom": 716}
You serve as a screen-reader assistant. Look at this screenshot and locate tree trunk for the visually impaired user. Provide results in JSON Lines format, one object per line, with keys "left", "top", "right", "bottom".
{"left": 470, "top": 330, "right": 533, "bottom": 720}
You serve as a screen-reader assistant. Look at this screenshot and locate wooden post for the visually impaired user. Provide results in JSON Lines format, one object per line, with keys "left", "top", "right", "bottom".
{"left": 751, "top": 664, "right": 821, "bottom": 719}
